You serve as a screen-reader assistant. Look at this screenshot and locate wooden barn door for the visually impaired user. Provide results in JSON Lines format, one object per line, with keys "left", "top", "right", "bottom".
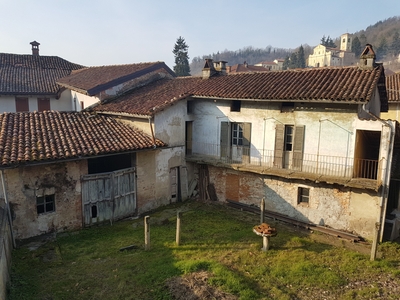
{"left": 81, "top": 167, "right": 136, "bottom": 226}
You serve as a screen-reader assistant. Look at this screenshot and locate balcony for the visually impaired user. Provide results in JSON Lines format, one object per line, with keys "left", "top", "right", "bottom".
{"left": 186, "top": 142, "right": 381, "bottom": 190}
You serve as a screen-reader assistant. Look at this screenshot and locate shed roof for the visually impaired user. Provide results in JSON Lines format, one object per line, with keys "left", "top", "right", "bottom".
{"left": 0, "top": 111, "right": 164, "bottom": 167}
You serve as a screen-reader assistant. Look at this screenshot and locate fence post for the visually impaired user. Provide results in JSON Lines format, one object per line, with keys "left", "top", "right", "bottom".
{"left": 144, "top": 216, "right": 150, "bottom": 250}
{"left": 260, "top": 197, "right": 265, "bottom": 224}
{"left": 176, "top": 211, "right": 181, "bottom": 246}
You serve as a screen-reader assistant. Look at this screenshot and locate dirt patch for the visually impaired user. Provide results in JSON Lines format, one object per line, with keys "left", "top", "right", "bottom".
{"left": 165, "top": 271, "right": 238, "bottom": 300}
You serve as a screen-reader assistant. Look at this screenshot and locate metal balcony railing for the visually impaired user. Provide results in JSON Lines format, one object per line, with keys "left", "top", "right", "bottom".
{"left": 186, "top": 141, "right": 380, "bottom": 180}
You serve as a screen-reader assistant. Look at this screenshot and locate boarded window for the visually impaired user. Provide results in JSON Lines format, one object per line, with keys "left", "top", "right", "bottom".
{"left": 16, "top": 97, "right": 29, "bottom": 112}
{"left": 38, "top": 98, "right": 50, "bottom": 112}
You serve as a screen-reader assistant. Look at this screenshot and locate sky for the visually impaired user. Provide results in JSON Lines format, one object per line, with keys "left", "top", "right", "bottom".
{"left": 1, "top": 0, "right": 400, "bottom": 69}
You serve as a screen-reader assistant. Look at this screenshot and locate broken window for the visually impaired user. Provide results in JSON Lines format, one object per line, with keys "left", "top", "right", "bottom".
{"left": 298, "top": 187, "right": 309, "bottom": 204}
{"left": 36, "top": 194, "right": 55, "bottom": 214}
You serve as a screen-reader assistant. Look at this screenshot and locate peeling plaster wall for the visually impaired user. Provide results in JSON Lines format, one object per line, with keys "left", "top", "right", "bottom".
{"left": 5, "top": 160, "right": 87, "bottom": 239}
{"left": 207, "top": 165, "right": 379, "bottom": 240}
{"left": 136, "top": 146, "right": 186, "bottom": 214}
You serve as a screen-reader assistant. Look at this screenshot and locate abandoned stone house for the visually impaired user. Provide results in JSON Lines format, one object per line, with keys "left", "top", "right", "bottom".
{"left": 86, "top": 51, "right": 400, "bottom": 242}
{"left": 0, "top": 111, "right": 165, "bottom": 239}
{"left": 2, "top": 42, "right": 400, "bottom": 244}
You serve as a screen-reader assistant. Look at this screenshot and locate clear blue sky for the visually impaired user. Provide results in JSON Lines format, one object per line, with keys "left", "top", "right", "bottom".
{"left": 1, "top": 0, "right": 399, "bottom": 69}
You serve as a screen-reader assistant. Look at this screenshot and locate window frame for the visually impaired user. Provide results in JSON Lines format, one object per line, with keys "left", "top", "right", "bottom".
{"left": 230, "top": 100, "right": 241, "bottom": 112}
{"left": 15, "top": 97, "right": 29, "bottom": 112}
{"left": 297, "top": 187, "right": 310, "bottom": 205}
{"left": 36, "top": 194, "right": 55, "bottom": 214}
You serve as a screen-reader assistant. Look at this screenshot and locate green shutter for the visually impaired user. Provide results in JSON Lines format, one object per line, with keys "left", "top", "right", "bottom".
{"left": 220, "top": 122, "right": 229, "bottom": 159}
{"left": 274, "top": 124, "right": 284, "bottom": 168}
{"left": 243, "top": 123, "right": 251, "bottom": 163}
{"left": 293, "top": 125, "right": 305, "bottom": 170}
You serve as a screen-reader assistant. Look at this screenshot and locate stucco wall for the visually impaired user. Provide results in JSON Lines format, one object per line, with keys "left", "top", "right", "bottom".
{"left": 0, "top": 91, "right": 74, "bottom": 113}
{"left": 136, "top": 146, "right": 187, "bottom": 214}
{"left": 5, "top": 160, "right": 87, "bottom": 239}
{"left": 207, "top": 165, "right": 380, "bottom": 240}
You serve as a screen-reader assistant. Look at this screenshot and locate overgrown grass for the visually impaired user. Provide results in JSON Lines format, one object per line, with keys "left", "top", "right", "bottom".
{"left": 8, "top": 200, "right": 400, "bottom": 299}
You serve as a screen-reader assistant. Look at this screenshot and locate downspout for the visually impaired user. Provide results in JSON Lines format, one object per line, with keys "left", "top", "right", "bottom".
{"left": 1, "top": 170, "right": 16, "bottom": 248}
{"left": 362, "top": 104, "right": 394, "bottom": 260}
{"left": 148, "top": 117, "right": 156, "bottom": 148}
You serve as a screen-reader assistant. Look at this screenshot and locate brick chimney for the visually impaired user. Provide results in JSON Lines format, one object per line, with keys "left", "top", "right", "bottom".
{"left": 359, "top": 44, "right": 376, "bottom": 70}
{"left": 30, "top": 41, "right": 40, "bottom": 56}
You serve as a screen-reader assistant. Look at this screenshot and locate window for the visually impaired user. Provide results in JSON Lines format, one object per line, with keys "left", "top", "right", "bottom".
{"left": 232, "top": 123, "right": 243, "bottom": 145}
{"left": 80, "top": 101, "right": 84, "bottom": 110}
{"left": 298, "top": 187, "right": 309, "bottom": 204}
{"left": 187, "top": 101, "right": 194, "bottom": 114}
{"left": 284, "top": 125, "right": 294, "bottom": 151}
{"left": 231, "top": 100, "right": 241, "bottom": 112}
{"left": 281, "top": 102, "right": 294, "bottom": 112}
{"left": 16, "top": 97, "right": 29, "bottom": 112}
{"left": 36, "top": 194, "right": 55, "bottom": 214}
{"left": 37, "top": 98, "right": 50, "bottom": 112}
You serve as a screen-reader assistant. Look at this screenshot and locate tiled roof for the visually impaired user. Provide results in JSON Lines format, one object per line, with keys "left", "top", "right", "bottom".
{"left": 228, "top": 64, "right": 268, "bottom": 73}
{"left": 386, "top": 73, "right": 400, "bottom": 102}
{"left": 192, "top": 65, "right": 387, "bottom": 106}
{"left": 93, "top": 77, "right": 201, "bottom": 116}
{"left": 92, "top": 64, "right": 387, "bottom": 117}
{"left": 57, "top": 62, "right": 175, "bottom": 96}
{"left": 0, "top": 53, "right": 84, "bottom": 95}
{"left": 0, "top": 111, "right": 165, "bottom": 167}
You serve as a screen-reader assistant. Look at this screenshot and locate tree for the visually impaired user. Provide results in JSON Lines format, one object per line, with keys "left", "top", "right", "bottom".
{"left": 173, "top": 36, "right": 191, "bottom": 76}
{"left": 376, "top": 37, "right": 388, "bottom": 59}
{"left": 352, "top": 36, "right": 362, "bottom": 57}
{"left": 391, "top": 31, "right": 400, "bottom": 57}
{"left": 321, "top": 35, "right": 337, "bottom": 48}
{"left": 297, "top": 45, "right": 306, "bottom": 68}
{"left": 289, "top": 52, "right": 298, "bottom": 69}
{"left": 283, "top": 55, "right": 290, "bottom": 70}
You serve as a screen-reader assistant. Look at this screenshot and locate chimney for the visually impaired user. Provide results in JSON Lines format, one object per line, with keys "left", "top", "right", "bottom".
{"left": 213, "top": 61, "right": 227, "bottom": 75}
{"left": 30, "top": 41, "right": 40, "bottom": 56}
{"left": 202, "top": 59, "right": 216, "bottom": 79}
{"left": 359, "top": 44, "right": 376, "bottom": 69}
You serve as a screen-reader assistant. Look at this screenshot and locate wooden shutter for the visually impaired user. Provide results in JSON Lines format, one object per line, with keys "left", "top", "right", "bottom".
{"left": 242, "top": 123, "right": 251, "bottom": 163}
{"left": 293, "top": 125, "right": 305, "bottom": 170}
{"left": 220, "top": 122, "right": 229, "bottom": 159}
{"left": 15, "top": 97, "right": 29, "bottom": 112}
{"left": 274, "top": 124, "right": 284, "bottom": 168}
{"left": 38, "top": 98, "right": 50, "bottom": 112}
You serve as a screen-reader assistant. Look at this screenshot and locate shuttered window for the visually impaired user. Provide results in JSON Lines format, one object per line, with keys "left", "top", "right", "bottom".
{"left": 38, "top": 98, "right": 50, "bottom": 112}
{"left": 16, "top": 97, "right": 29, "bottom": 112}
{"left": 274, "top": 124, "right": 305, "bottom": 170}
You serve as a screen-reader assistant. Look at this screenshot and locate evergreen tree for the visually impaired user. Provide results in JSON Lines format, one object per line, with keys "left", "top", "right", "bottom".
{"left": 320, "top": 35, "right": 326, "bottom": 45}
{"left": 172, "top": 36, "right": 191, "bottom": 76}
{"left": 391, "top": 31, "right": 400, "bottom": 56}
{"left": 376, "top": 37, "right": 388, "bottom": 59}
{"left": 352, "top": 36, "right": 362, "bottom": 57}
{"left": 283, "top": 55, "right": 290, "bottom": 70}
{"left": 321, "top": 35, "right": 336, "bottom": 48}
{"left": 297, "top": 45, "right": 306, "bottom": 68}
{"left": 359, "top": 34, "right": 367, "bottom": 47}
{"left": 289, "top": 52, "right": 298, "bottom": 69}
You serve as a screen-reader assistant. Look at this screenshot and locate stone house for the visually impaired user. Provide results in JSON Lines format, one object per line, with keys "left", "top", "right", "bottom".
{"left": 0, "top": 111, "right": 165, "bottom": 239}
{"left": 95, "top": 52, "right": 400, "bottom": 242}
{"left": 0, "top": 41, "right": 85, "bottom": 112}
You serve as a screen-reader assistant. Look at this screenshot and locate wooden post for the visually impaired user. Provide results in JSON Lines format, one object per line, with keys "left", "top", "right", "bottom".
{"left": 260, "top": 197, "right": 265, "bottom": 224}
{"left": 144, "top": 216, "right": 150, "bottom": 250}
{"left": 176, "top": 211, "right": 181, "bottom": 246}
{"left": 262, "top": 236, "right": 270, "bottom": 252}
{"left": 370, "top": 222, "right": 380, "bottom": 261}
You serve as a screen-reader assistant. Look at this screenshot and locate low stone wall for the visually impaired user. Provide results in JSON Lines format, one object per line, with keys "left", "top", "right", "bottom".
{"left": 0, "top": 204, "right": 13, "bottom": 300}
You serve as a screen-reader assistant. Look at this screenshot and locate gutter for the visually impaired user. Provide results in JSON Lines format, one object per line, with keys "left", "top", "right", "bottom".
{"left": 362, "top": 104, "right": 395, "bottom": 260}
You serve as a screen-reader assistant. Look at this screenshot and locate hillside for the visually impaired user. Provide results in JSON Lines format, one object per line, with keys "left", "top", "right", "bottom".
{"left": 189, "top": 16, "right": 400, "bottom": 75}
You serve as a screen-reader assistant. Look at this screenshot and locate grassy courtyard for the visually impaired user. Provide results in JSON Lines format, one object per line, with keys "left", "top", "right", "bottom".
{"left": 8, "top": 200, "right": 400, "bottom": 300}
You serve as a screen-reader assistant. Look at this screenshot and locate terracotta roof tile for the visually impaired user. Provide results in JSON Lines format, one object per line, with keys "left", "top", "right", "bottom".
{"left": 57, "top": 62, "right": 175, "bottom": 96}
{"left": 386, "top": 73, "right": 400, "bottom": 102}
{"left": 0, "top": 111, "right": 164, "bottom": 167}
{"left": 192, "top": 65, "right": 386, "bottom": 105}
{"left": 228, "top": 64, "right": 268, "bottom": 73}
{"left": 93, "top": 77, "right": 201, "bottom": 116}
{"left": 0, "top": 53, "right": 84, "bottom": 95}
{"left": 93, "top": 65, "right": 387, "bottom": 116}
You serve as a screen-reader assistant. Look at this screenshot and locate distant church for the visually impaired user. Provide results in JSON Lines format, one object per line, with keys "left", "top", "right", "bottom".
{"left": 307, "top": 33, "right": 356, "bottom": 67}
